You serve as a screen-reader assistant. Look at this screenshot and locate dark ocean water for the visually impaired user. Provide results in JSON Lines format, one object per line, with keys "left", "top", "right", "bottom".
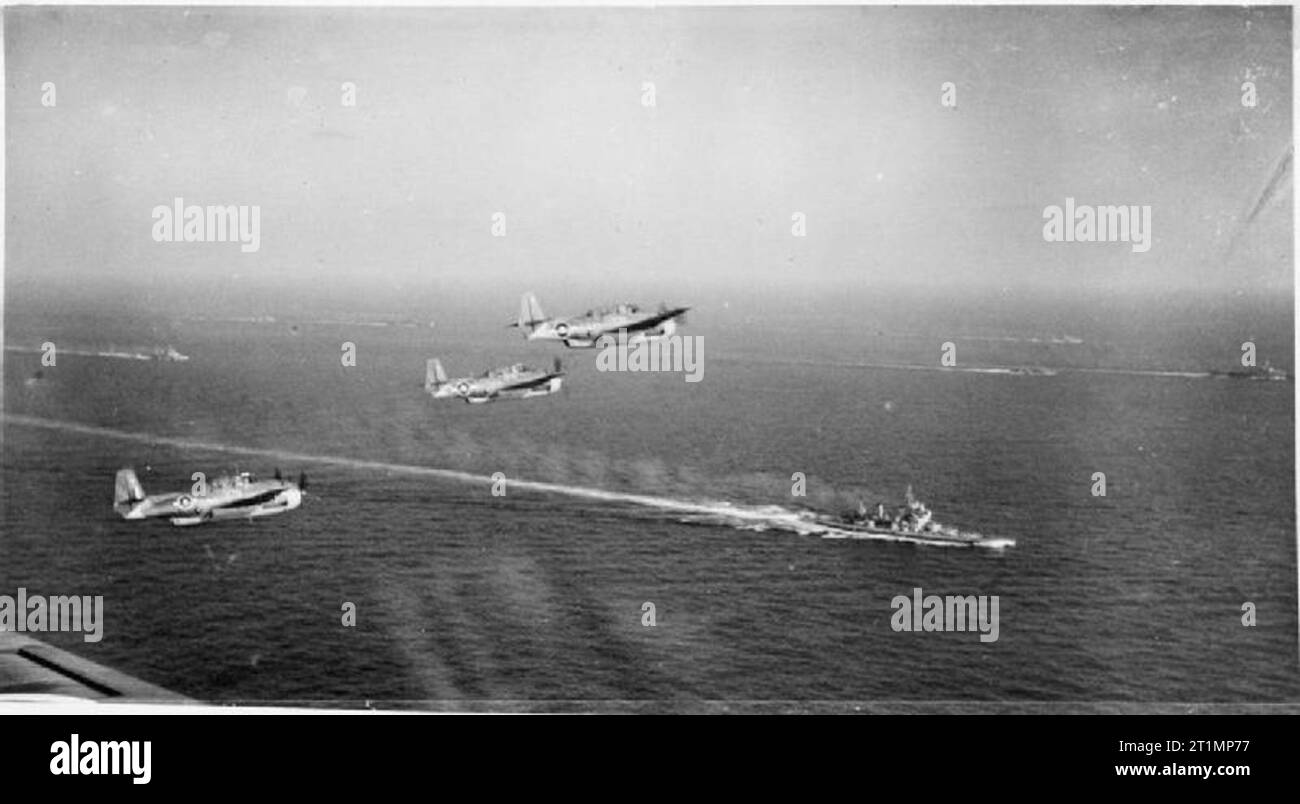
{"left": 2, "top": 288, "right": 1297, "bottom": 709}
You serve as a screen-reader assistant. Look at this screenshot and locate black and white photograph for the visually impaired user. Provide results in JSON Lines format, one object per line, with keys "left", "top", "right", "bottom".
{"left": 1, "top": 0, "right": 1295, "bottom": 756}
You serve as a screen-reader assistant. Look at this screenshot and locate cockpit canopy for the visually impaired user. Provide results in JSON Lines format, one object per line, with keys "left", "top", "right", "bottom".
{"left": 585, "top": 303, "right": 641, "bottom": 318}
{"left": 212, "top": 471, "right": 255, "bottom": 489}
{"left": 484, "top": 364, "right": 528, "bottom": 378}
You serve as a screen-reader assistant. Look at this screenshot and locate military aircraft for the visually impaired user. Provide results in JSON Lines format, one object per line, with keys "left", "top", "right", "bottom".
{"left": 113, "top": 468, "right": 304, "bottom": 526}
{"left": 424, "top": 357, "right": 564, "bottom": 403}
{"left": 509, "top": 292, "right": 690, "bottom": 349}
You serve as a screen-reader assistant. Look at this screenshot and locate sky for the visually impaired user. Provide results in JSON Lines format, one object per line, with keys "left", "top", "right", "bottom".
{"left": 4, "top": 6, "right": 1293, "bottom": 314}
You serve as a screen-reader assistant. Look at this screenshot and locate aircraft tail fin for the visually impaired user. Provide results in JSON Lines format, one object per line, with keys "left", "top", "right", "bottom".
{"left": 115, "top": 468, "right": 145, "bottom": 507}
{"left": 512, "top": 292, "right": 547, "bottom": 333}
{"left": 425, "top": 358, "right": 448, "bottom": 392}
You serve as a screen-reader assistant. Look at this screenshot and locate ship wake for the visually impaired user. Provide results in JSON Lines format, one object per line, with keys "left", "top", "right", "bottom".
{"left": 4, "top": 414, "right": 1011, "bottom": 549}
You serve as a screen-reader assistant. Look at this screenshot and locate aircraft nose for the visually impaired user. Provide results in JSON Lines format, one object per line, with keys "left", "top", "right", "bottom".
{"left": 285, "top": 486, "right": 303, "bottom": 508}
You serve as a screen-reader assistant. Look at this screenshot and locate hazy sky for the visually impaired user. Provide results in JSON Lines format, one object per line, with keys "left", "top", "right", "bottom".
{"left": 5, "top": 6, "right": 1293, "bottom": 311}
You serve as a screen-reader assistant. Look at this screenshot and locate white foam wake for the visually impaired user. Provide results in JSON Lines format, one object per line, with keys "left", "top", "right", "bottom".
{"left": 6, "top": 346, "right": 160, "bottom": 362}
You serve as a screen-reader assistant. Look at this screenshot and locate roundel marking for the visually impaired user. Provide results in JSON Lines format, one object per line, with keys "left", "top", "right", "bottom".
{"left": 457, "top": 382, "right": 470, "bottom": 395}
{"left": 555, "top": 322, "right": 569, "bottom": 338}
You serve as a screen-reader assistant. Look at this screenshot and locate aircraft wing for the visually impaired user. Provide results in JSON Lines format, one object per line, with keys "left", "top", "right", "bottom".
{"left": 209, "top": 488, "right": 285, "bottom": 511}
{"left": 497, "top": 372, "right": 560, "bottom": 392}
{"left": 0, "top": 631, "right": 191, "bottom": 703}
{"left": 595, "top": 306, "right": 689, "bottom": 337}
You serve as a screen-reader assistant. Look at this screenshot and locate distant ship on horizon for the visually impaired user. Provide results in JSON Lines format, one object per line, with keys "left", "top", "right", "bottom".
{"left": 1209, "top": 362, "right": 1290, "bottom": 381}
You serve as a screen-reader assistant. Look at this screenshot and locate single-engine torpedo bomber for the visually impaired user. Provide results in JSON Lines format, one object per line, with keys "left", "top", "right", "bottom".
{"left": 424, "top": 357, "right": 565, "bottom": 403}
{"left": 114, "top": 467, "right": 305, "bottom": 526}
{"left": 509, "top": 292, "right": 690, "bottom": 349}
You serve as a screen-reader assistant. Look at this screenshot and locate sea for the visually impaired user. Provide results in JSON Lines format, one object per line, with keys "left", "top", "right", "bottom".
{"left": 2, "top": 282, "right": 1297, "bottom": 711}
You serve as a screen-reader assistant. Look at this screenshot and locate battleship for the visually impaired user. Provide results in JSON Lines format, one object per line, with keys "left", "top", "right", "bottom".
{"left": 800, "top": 487, "right": 1014, "bottom": 548}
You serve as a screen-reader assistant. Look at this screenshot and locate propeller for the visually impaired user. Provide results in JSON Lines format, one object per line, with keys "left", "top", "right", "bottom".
{"left": 274, "top": 468, "right": 282, "bottom": 481}
{"left": 297, "top": 471, "right": 308, "bottom": 492}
